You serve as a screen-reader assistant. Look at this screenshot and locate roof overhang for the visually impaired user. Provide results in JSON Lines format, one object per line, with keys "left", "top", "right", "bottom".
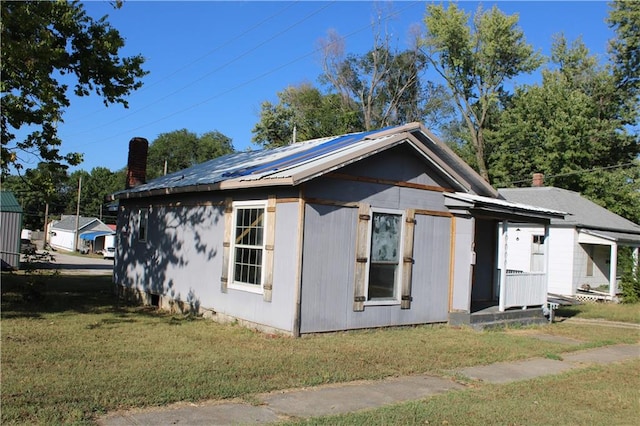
{"left": 578, "top": 228, "right": 640, "bottom": 246}
{"left": 444, "top": 192, "right": 566, "bottom": 223}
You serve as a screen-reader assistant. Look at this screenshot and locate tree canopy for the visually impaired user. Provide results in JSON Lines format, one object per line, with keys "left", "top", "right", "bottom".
{"left": 1, "top": 0, "right": 146, "bottom": 176}
{"left": 147, "top": 129, "right": 234, "bottom": 179}
{"left": 421, "top": 3, "right": 542, "bottom": 181}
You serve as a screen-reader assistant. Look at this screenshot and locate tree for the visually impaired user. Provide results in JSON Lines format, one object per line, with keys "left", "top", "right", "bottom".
{"left": 1, "top": 1, "right": 146, "bottom": 176}
{"left": 319, "top": 28, "right": 429, "bottom": 131}
{"left": 420, "top": 3, "right": 542, "bottom": 181}
{"left": 146, "top": 129, "right": 234, "bottom": 179}
{"left": 252, "top": 83, "right": 362, "bottom": 149}
{"left": 607, "top": 0, "right": 640, "bottom": 127}
{"left": 488, "top": 35, "right": 640, "bottom": 222}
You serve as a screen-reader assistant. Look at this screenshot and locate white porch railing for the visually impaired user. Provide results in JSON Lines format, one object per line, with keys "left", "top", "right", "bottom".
{"left": 500, "top": 271, "right": 547, "bottom": 310}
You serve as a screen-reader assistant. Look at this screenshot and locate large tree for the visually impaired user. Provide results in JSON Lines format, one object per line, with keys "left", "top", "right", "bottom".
{"left": 319, "top": 28, "right": 430, "bottom": 131}
{"left": 489, "top": 35, "right": 640, "bottom": 222}
{"left": 146, "top": 129, "right": 234, "bottom": 179}
{"left": 252, "top": 83, "right": 362, "bottom": 149}
{"left": 421, "top": 3, "right": 542, "bottom": 181}
{"left": 1, "top": 1, "right": 146, "bottom": 176}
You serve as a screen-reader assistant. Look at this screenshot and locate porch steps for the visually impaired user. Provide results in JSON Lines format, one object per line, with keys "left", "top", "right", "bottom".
{"left": 449, "top": 307, "right": 548, "bottom": 330}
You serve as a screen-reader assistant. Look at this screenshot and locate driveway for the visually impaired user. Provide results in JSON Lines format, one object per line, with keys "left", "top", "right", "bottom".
{"left": 25, "top": 251, "right": 114, "bottom": 275}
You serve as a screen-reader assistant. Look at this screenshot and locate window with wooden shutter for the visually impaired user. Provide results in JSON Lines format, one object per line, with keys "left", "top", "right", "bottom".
{"left": 353, "top": 203, "right": 370, "bottom": 311}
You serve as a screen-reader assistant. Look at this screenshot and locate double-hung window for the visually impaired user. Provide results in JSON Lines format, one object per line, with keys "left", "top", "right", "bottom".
{"left": 228, "top": 201, "right": 267, "bottom": 293}
{"left": 365, "top": 208, "right": 404, "bottom": 304}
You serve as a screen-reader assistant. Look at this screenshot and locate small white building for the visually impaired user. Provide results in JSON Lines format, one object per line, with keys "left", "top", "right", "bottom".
{"left": 48, "top": 216, "right": 112, "bottom": 252}
{"left": 498, "top": 186, "right": 640, "bottom": 299}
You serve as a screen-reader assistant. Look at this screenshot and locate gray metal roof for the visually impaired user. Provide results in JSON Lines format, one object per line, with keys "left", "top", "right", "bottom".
{"left": 50, "top": 216, "right": 108, "bottom": 232}
{"left": 111, "top": 123, "right": 498, "bottom": 200}
{"left": 498, "top": 187, "right": 640, "bottom": 235}
{"left": 1, "top": 191, "right": 23, "bottom": 213}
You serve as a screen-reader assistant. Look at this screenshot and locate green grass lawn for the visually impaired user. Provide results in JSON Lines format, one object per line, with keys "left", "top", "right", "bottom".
{"left": 556, "top": 301, "right": 640, "bottom": 324}
{"left": 2, "top": 273, "right": 638, "bottom": 425}
{"left": 281, "top": 359, "right": 640, "bottom": 425}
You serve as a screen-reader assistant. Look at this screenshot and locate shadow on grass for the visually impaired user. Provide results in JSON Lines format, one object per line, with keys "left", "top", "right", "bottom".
{"left": 0, "top": 273, "right": 170, "bottom": 322}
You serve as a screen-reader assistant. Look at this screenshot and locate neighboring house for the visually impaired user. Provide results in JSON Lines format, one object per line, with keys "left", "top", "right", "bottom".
{"left": 1, "top": 191, "right": 24, "bottom": 270}
{"left": 499, "top": 186, "right": 640, "bottom": 299}
{"left": 109, "top": 124, "right": 562, "bottom": 335}
{"left": 48, "top": 216, "right": 113, "bottom": 252}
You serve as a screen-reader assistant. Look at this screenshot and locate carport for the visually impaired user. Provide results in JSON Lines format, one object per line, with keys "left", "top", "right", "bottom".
{"left": 79, "top": 231, "right": 113, "bottom": 253}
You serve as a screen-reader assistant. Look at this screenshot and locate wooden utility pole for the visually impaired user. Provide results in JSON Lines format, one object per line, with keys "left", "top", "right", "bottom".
{"left": 74, "top": 176, "right": 82, "bottom": 251}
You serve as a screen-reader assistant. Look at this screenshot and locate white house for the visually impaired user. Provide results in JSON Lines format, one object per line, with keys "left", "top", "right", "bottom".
{"left": 498, "top": 186, "right": 640, "bottom": 299}
{"left": 48, "top": 216, "right": 113, "bottom": 252}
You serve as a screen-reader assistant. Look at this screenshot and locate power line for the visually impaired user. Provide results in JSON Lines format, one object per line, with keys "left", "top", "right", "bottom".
{"left": 62, "top": 1, "right": 336, "bottom": 142}
{"left": 61, "top": 1, "right": 423, "bottom": 148}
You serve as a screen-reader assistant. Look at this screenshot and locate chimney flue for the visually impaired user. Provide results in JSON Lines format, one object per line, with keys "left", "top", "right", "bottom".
{"left": 125, "top": 137, "right": 149, "bottom": 189}
{"left": 532, "top": 173, "right": 544, "bottom": 187}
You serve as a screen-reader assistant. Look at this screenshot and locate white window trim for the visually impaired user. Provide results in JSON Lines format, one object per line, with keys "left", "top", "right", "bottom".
{"left": 364, "top": 207, "right": 404, "bottom": 306}
{"left": 227, "top": 200, "right": 268, "bottom": 294}
{"left": 138, "top": 208, "right": 148, "bottom": 243}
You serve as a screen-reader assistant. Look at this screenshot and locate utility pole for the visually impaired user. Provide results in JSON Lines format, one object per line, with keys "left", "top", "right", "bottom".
{"left": 74, "top": 176, "right": 82, "bottom": 251}
{"left": 43, "top": 202, "right": 49, "bottom": 248}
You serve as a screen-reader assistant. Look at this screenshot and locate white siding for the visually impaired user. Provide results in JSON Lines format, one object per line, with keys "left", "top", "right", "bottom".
{"left": 548, "top": 227, "right": 576, "bottom": 295}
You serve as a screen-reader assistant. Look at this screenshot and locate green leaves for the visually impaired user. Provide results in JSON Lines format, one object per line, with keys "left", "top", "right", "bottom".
{"left": 1, "top": 1, "right": 147, "bottom": 176}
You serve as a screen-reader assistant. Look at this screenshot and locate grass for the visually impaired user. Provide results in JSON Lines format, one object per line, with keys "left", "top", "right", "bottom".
{"left": 2, "top": 273, "right": 639, "bottom": 425}
{"left": 557, "top": 302, "right": 640, "bottom": 324}
{"left": 281, "top": 359, "right": 640, "bottom": 425}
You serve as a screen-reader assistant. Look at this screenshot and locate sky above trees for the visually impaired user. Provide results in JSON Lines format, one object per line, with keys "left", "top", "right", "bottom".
{"left": 42, "top": 1, "right": 614, "bottom": 173}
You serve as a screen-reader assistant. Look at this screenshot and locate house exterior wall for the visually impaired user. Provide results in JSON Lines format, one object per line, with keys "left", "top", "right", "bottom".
{"left": 115, "top": 189, "right": 300, "bottom": 334}
{"left": 497, "top": 223, "right": 544, "bottom": 272}
{"left": 50, "top": 229, "right": 76, "bottom": 251}
{"left": 299, "top": 147, "right": 454, "bottom": 333}
{"left": 0, "top": 210, "right": 22, "bottom": 269}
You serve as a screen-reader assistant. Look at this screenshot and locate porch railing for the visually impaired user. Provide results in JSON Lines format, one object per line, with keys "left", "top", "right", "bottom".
{"left": 500, "top": 270, "right": 547, "bottom": 310}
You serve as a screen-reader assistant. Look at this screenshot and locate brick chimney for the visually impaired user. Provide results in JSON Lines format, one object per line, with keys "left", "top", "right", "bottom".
{"left": 125, "top": 137, "right": 148, "bottom": 189}
{"left": 532, "top": 172, "right": 544, "bottom": 187}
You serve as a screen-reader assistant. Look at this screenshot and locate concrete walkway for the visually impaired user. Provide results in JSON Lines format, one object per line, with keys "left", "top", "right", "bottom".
{"left": 98, "top": 343, "right": 639, "bottom": 426}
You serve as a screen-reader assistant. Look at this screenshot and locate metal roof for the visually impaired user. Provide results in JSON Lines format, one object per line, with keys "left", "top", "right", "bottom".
{"left": 1, "top": 191, "right": 23, "bottom": 213}
{"left": 444, "top": 192, "right": 566, "bottom": 222}
{"left": 79, "top": 230, "right": 114, "bottom": 241}
{"left": 50, "top": 216, "right": 103, "bottom": 232}
{"left": 110, "top": 123, "right": 498, "bottom": 200}
{"left": 498, "top": 187, "right": 640, "bottom": 235}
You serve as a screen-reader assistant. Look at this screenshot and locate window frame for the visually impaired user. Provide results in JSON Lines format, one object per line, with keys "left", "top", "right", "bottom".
{"left": 227, "top": 200, "right": 268, "bottom": 294}
{"left": 138, "top": 208, "right": 148, "bottom": 242}
{"left": 363, "top": 207, "right": 405, "bottom": 306}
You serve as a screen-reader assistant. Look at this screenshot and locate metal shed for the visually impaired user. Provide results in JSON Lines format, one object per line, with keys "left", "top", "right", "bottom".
{"left": 1, "top": 191, "right": 24, "bottom": 270}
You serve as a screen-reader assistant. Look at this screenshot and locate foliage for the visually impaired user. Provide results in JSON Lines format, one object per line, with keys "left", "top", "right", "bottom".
{"left": 65, "top": 167, "right": 125, "bottom": 223}
{"left": 319, "top": 26, "right": 436, "bottom": 131}
{"left": 252, "top": 84, "right": 362, "bottom": 148}
{"left": 607, "top": 0, "right": 640, "bottom": 126}
{"left": 421, "top": 3, "right": 542, "bottom": 180}
{"left": 1, "top": 0, "right": 146, "bottom": 175}
{"left": 618, "top": 246, "right": 640, "bottom": 303}
{"left": 488, "top": 33, "right": 640, "bottom": 222}
{"left": 146, "top": 129, "right": 234, "bottom": 179}
{"left": 1, "top": 163, "right": 72, "bottom": 230}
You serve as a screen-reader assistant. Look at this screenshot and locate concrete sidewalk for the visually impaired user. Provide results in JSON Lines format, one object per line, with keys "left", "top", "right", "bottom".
{"left": 98, "top": 343, "right": 639, "bottom": 426}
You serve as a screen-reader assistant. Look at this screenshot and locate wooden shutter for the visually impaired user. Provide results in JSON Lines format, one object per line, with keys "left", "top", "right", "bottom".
{"left": 401, "top": 209, "right": 416, "bottom": 309}
{"left": 263, "top": 195, "right": 276, "bottom": 302}
{"left": 220, "top": 197, "right": 233, "bottom": 293}
{"left": 353, "top": 203, "right": 370, "bottom": 311}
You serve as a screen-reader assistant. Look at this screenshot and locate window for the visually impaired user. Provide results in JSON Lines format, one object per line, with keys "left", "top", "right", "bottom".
{"left": 138, "top": 208, "right": 148, "bottom": 242}
{"left": 586, "top": 246, "right": 594, "bottom": 276}
{"left": 366, "top": 209, "right": 404, "bottom": 304}
{"left": 228, "top": 201, "right": 267, "bottom": 292}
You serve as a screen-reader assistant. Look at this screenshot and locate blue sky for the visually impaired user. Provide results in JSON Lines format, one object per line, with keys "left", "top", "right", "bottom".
{"left": 52, "top": 1, "right": 614, "bottom": 173}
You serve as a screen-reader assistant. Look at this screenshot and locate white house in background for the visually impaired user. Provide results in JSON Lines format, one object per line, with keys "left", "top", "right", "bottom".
{"left": 48, "top": 215, "right": 112, "bottom": 252}
{"left": 498, "top": 186, "right": 640, "bottom": 299}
